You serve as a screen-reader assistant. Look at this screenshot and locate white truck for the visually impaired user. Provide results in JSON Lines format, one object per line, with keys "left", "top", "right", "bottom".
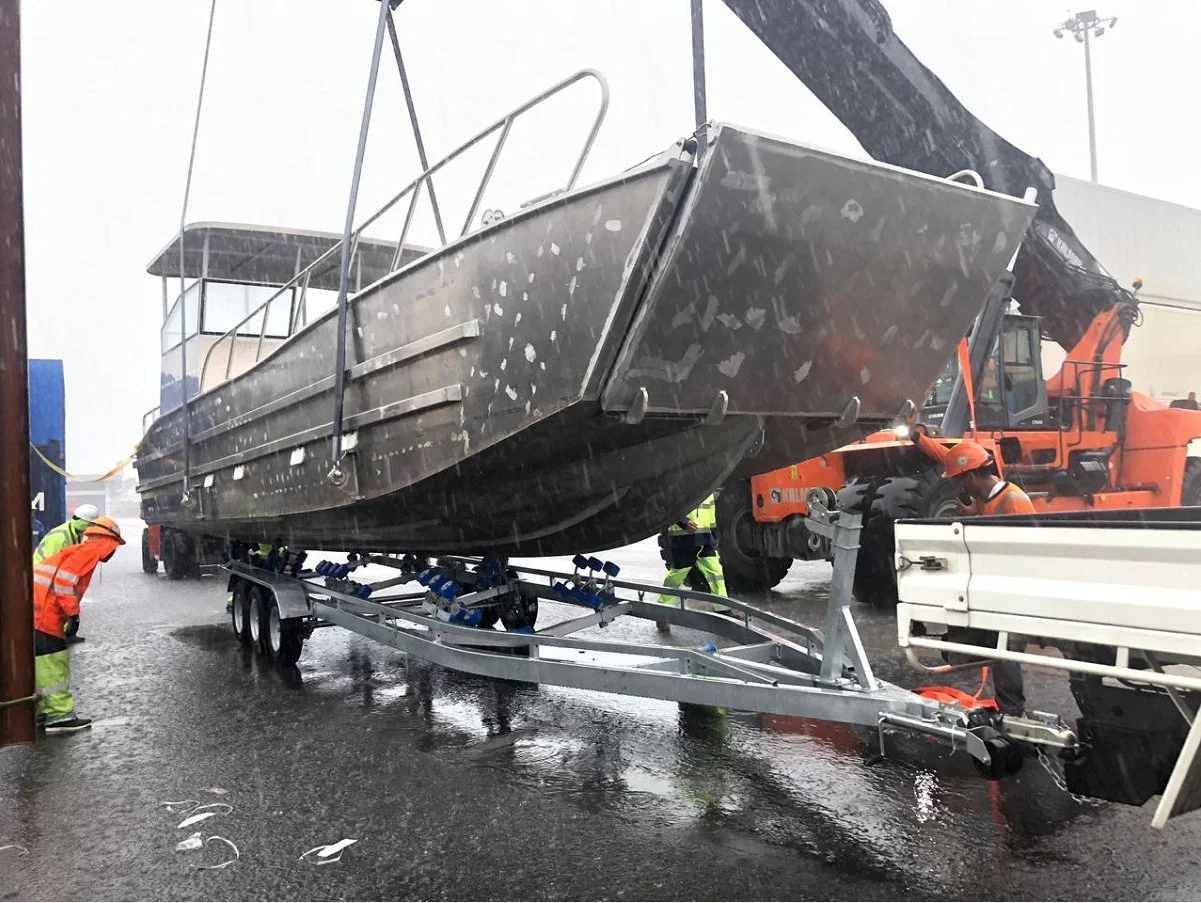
{"left": 896, "top": 508, "right": 1201, "bottom": 828}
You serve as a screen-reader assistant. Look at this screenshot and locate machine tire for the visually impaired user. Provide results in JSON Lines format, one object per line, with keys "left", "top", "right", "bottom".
{"left": 141, "top": 529, "right": 158, "bottom": 575}
{"left": 262, "top": 595, "right": 304, "bottom": 666}
{"left": 1182, "top": 458, "right": 1201, "bottom": 507}
{"left": 841, "top": 470, "right": 961, "bottom": 610}
{"left": 163, "top": 530, "right": 196, "bottom": 581}
{"left": 230, "top": 580, "right": 252, "bottom": 646}
{"left": 714, "top": 479, "right": 792, "bottom": 593}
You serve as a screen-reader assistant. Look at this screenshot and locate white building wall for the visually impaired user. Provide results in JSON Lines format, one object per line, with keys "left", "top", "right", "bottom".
{"left": 1046, "top": 175, "right": 1201, "bottom": 403}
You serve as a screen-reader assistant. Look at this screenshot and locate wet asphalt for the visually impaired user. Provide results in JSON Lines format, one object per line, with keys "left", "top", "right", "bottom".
{"left": 4, "top": 525, "right": 1201, "bottom": 901}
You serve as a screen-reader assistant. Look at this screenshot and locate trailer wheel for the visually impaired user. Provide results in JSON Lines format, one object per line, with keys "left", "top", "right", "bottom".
{"left": 972, "top": 735, "right": 1025, "bottom": 780}
{"left": 1182, "top": 458, "right": 1201, "bottom": 507}
{"left": 248, "top": 585, "right": 268, "bottom": 650}
{"left": 141, "top": 529, "right": 158, "bottom": 575}
{"left": 498, "top": 569, "right": 538, "bottom": 631}
{"left": 230, "top": 581, "right": 252, "bottom": 646}
{"left": 714, "top": 478, "right": 792, "bottom": 593}
{"left": 263, "top": 597, "right": 304, "bottom": 665}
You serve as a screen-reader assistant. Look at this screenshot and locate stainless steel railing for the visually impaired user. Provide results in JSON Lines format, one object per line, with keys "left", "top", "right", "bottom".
{"left": 196, "top": 68, "right": 609, "bottom": 393}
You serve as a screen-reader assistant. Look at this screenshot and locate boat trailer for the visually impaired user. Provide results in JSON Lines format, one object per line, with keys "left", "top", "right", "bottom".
{"left": 224, "top": 499, "right": 1076, "bottom": 783}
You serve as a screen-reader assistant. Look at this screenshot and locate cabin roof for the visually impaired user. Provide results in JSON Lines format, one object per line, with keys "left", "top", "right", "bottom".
{"left": 147, "top": 222, "right": 430, "bottom": 291}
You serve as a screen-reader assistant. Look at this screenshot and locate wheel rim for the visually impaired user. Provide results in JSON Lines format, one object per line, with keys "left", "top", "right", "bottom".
{"left": 249, "top": 594, "right": 261, "bottom": 642}
{"left": 729, "top": 508, "right": 762, "bottom": 564}
{"left": 269, "top": 606, "right": 281, "bottom": 653}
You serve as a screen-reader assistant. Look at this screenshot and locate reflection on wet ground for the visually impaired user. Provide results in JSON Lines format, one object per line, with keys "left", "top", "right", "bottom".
{"left": 3, "top": 537, "right": 1200, "bottom": 900}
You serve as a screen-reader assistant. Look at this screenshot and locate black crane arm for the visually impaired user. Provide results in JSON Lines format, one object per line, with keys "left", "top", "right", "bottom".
{"left": 720, "top": 0, "right": 1135, "bottom": 349}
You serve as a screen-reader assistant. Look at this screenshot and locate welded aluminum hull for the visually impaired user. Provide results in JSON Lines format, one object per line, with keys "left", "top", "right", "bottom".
{"left": 135, "top": 124, "right": 1035, "bottom": 556}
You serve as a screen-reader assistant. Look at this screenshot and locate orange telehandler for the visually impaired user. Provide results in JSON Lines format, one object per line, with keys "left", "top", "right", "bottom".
{"left": 712, "top": 0, "right": 1201, "bottom": 606}
{"left": 718, "top": 277, "right": 1201, "bottom": 606}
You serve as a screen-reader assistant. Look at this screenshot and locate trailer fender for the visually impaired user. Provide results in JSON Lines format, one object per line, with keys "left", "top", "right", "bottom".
{"left": 221, "top": 565, "right": 310, "bottom": 620}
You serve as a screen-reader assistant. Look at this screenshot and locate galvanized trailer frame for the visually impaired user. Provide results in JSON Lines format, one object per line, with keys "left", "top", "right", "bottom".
{"left": 224, "top": 502, "right": 1075, "bottom": 776}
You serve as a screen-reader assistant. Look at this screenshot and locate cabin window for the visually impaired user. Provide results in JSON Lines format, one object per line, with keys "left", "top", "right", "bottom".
{"left": 160, "top": 282, "right": 201, "bottom": 352}
{"left": 1002, "top": 322, "right": 1040, "bottom": 414}
{"left": 202, "top": 282, "right": 294, "bottom": 337}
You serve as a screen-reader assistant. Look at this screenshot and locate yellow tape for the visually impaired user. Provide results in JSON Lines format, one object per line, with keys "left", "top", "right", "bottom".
{"left": 30, "top": 442, "right": 140, "bottom": 484}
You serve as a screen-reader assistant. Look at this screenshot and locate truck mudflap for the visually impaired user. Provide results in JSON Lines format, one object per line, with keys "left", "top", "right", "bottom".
{"left": 1064, "top": 679, "right": 1201, "bottom": 822}
{"left": 601, "top": 123, "right": 1035, "bottom": 420}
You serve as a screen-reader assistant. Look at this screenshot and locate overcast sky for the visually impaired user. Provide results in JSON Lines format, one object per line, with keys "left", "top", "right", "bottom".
{"left": 19, "top": 0, "right": 1201, "bottom": 472}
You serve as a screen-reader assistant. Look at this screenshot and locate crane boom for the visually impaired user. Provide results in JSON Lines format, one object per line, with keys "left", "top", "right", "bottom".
{"left": 720, "top": 0, "right": 1135, "bottom": 349}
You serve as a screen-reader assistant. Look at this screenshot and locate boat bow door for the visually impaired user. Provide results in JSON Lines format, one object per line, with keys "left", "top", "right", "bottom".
{"left": 600, "top": 124, "right": 1036, "bottom": 435}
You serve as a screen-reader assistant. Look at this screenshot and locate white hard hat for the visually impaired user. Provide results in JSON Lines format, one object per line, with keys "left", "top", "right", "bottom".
{"left": 72, "top": 504, "right": 101, "bottom": 523}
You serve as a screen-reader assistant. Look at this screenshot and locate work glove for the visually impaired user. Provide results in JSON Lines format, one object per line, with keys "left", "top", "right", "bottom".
{"left": 64, "top": 615, "right": 84, "bottom": 643}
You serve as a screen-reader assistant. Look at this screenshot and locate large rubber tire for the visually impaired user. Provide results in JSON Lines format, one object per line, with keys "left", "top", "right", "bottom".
{"left": 163, "top": 530, "right": 198, "bottom": 581}
{"left": 141, "top": 529, "right": 158, "bottom": 575}
{"left": 714, "top": 479, "right": 792, "bottom": 593}
{"left": 1182, "top": 458, "right": 1201, "bottom": 507}
{"left": 230, "top": 580, "right": 252, "bottom": 646}
{"left": 262, "top": 596, "right": 304, "bottom": 666}
{"left": 840, "top": 470, "right": 961, "bottom": 610}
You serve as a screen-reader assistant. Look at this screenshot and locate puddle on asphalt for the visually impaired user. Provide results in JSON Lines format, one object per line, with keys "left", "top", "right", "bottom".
{"left": 171, "top": 623, "right": 236, "bottom": 648}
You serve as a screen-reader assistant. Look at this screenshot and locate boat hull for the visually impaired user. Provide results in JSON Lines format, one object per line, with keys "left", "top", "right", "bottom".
{"left": 136, "top": 125, "right": 1035, "bottom": 556}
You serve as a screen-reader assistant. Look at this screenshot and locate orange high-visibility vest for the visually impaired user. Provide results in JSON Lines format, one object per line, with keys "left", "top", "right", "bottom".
{"left": 979, "top": 482, "right": 1035, "bottom": 516}
{"left": 32, "top": 539, "right": 115, "bottom": 638}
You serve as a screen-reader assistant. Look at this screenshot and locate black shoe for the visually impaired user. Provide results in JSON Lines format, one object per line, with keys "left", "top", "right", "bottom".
{"left": 66, "top": 635, "right": 85, "bottom": 645}
{"left": 44, "top": 716, "right": 92, "bottom": 734}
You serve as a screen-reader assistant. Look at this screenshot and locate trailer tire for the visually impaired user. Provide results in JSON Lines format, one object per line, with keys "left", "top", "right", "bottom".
{"left": 230, "top": 580, "right": 252, "bottom": 646}
{"left": 247, "top": 585, "right": 268, "bottom": 651}
{"left": 141, "top": 529, "right": 158, "bottom": 575}
{"left": 1182, "top": 458, "right": 1201, "bottom": 507}
{"left": 263, "top": 596, "right": 304, "bottom": 666}
{"left": 714, "top": 479, "right": 792, "bottom": 593}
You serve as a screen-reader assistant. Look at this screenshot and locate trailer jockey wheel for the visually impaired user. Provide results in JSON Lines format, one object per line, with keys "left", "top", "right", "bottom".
{"left": 230, "top": 580, "right": 252, "bottom": 646}
{"left": 262, "top": 595, "right": 304, "bottom": 666}
{"left": 972, "top": 735, "right": 1025, "bottom": 780}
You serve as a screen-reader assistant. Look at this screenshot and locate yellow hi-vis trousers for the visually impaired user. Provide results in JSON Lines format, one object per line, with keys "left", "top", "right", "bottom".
{"left": 658, "top": 552, "right": 728, "bottom": 608}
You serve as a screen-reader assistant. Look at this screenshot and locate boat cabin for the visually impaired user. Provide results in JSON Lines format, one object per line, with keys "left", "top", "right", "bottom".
{"left": 145, "top": 223, "right": 428, "bottom": 422}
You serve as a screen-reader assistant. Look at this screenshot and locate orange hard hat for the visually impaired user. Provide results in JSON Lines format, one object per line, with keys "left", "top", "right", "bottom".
{"left": 83, "top": 516, "right": 126, "bottom": 545}
{"left": 942, "top": 440, "right": 993, "bottom": 479}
